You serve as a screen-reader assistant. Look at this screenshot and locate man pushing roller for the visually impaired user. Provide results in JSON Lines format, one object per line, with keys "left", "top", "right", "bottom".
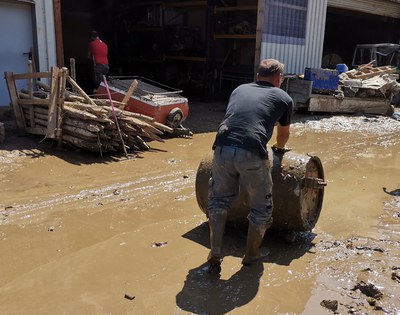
{"left": 207, "top": 59, "right": 293, "bottom": 273}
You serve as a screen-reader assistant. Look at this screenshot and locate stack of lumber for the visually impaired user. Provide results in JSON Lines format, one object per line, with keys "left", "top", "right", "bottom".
{"left": 5, "top": 66, "right": 174, "bottom": 154}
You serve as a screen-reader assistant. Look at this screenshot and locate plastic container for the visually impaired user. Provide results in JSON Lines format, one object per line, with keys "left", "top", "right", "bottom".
{"left": 304, "top": 67, "right": 339, "bottom": 92}
{"left": 336, "top": 63, "right": 349, "bottom": 74}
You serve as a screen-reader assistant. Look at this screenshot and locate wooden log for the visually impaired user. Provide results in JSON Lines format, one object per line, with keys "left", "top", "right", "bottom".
{"left": 37, "top": 81, "right": 50, "bottom": 92}
{"left": 34, "top": 112, "right": 48, "bottom": 121}
{"left": 56, "top": 68, "right": 68, "bottom": 144}
{"left": 33, "top": 117, "right": 48, "bottom": 127}
{"left": 21, "top": 89, "right": 48, "bottom": 99}
{"left": 95, "top": 101, "right": 156, "bottom": 122}
{"left": 64, "top": 101, "right": 108, "bottom": 115}
{"left": 122, "top": 79, "right": 139, "bottom": 104}
{"left": 63, "top": 105, "right": 111, "bottom": 122}
{"left": 20, "top": 104, "right": 48, "bottom": 115}
{"left": 65, "top": 92, "right": 86, "bottom": 103}
{"left": 47, "top": 66, "right": 60, "bottom": 138}
{"left": 135, "top": 135, "right": 150, "bottom": 150}
{"left": 125, "top": 139, "right": 140, "bottom": 151}
{"left": 66, "top": 76, "right": 96, "bottom": 106}
{"left": 152, "top": 121, "right": 174, "bottom": 133}
{"left": 119, "top": 115, "right": 163, "bottom": 135}
{"left": 63, "top": 117, "right": 103, "bottom": 132}
{"left": 62, "top": 125, "right": 98, "bottom": 140}
{"left": 69, "top": 58, "right": 76, "bottom": 92}
{"left": 139, "top": 129, "right": 165, "bottom": 143}
{"left": 62, "top": 134, "right": 102, "bottom": 152}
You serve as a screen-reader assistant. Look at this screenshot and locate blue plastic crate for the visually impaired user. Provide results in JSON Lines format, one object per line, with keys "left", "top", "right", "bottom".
{"left": 304, "top": 68, "right": 339, "bottom": 92}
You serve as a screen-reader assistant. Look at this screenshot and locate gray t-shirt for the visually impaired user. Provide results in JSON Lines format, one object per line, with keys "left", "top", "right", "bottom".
{"left": 213, "top": 81, "right": 293, "bottom": 159}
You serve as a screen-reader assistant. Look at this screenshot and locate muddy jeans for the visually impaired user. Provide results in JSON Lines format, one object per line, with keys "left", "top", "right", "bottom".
{"left": 208, "top": 146, "right": 273, "bottom": 227}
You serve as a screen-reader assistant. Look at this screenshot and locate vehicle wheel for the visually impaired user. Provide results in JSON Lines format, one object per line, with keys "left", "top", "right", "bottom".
{"left": 166, "top": 108, "right": 184, "bottom": 128}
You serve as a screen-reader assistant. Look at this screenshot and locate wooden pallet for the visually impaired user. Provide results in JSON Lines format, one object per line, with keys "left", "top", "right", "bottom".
{"left": 5, "top": 66, "right": 67, "bottom": 142}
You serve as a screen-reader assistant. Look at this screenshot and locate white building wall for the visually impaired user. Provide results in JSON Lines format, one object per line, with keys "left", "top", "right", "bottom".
{"left": 261, "top": 0, "right": 328, "bottom": 75}
{"left": 34, "top": 0, "right": 57, "bottom": 71}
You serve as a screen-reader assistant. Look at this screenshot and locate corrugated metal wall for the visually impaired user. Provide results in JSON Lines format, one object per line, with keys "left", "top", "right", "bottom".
{"left": 261, "top": 0, "right": 327, "bottom": 75}
{"left": 328, "top": 0, "right": 400, "bottom": 18}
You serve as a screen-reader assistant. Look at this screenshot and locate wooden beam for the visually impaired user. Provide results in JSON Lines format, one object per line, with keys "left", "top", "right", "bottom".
{"left": 12, "top": 72, "right": 52, "bottom": 80}
{"left": 53, "top": 0, "right": 64, "bottom": 67}
{"left": 122, "top": 79, "right": 139, "bottom": 105}
{"left": 308, "top": 94, "right": 392, "bottom": 115}
{"left": 4, "top": 72, "right": 25, "bottom": 129}
{"left": 47, "top": 67, "right": 60, "bottom": 138}
{"left": 254, "top": 0, "right": 265, "bottom": 79}
{"left": 66, "top": 76, "right": 96, "bottom": 106}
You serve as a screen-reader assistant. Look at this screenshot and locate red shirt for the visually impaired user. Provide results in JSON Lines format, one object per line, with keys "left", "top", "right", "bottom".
{"left": 88, "top": 39, "right": 108, "bottom": 65}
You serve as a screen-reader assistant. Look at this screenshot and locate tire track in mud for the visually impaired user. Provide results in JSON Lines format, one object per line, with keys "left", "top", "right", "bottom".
{"left": 0, "top": 169, "right": 197, "bottom": 225}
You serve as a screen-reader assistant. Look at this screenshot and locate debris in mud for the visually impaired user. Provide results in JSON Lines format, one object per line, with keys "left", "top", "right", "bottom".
{"left": 352, "top": 280, "right": 383, "bottom": 300}
{"left": 391, "top": 268, "right": 400, "bottom": 283}
{"left": 152, "top": 241, "right": 167, "bottom": 248}
{"left": 124, "top": 293, "right": 135, "bottom": 300}
{"left": 0, "top": 205, "right": 13, "bottom": 221}
{"left": 383, "top": 187, "right": 400, "bottom": 196}
{"left": 292, "top": 113, "right": 400, "bottom": 137}
{"left": 320, "top": 299, "right": 338, "bottom": 312}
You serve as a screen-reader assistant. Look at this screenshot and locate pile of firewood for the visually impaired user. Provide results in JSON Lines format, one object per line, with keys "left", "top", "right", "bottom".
{"left": 5, "top": 66, "right": 174, "bottom": 154}
{"left": 62, "top": 97, "right": 173, "bottom": 153}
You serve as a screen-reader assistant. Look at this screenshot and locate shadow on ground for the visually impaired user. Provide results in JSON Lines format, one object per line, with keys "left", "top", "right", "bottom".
{"left": 177, "top": 221, "right": 316, "bottom": 314}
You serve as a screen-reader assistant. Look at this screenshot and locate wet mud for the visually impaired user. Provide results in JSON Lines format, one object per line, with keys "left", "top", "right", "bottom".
{"left": 0, "top": 102, "right": 399, "bottom": 314}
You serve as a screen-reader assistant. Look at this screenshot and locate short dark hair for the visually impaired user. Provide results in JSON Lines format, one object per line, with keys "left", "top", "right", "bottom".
{"left": 258, "top": 59, "right": 284, "bottom": 77}
{"left": 90, "top": 31, "right": 99, "bottom": 40}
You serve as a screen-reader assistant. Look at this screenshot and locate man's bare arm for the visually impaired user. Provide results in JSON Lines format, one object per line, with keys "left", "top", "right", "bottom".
{"left": 276, "top": 124, "right": 290, "bottom": 148}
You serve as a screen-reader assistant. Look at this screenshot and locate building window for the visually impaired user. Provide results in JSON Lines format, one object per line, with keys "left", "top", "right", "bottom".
{"left": 263, "top": 0, "right": 308, "bottom": 45}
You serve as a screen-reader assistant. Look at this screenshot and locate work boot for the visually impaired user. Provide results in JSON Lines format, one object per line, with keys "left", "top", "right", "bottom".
{"left": 242, "top": 222, "right": 267, "bottom": 266}
{"left": 207, "top": 209, "right": 227, "bottom": 273}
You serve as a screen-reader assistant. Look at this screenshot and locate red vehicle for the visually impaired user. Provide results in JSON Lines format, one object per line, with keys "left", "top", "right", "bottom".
{"left": 96, "top": 76, "right": 192, "bottom": 136}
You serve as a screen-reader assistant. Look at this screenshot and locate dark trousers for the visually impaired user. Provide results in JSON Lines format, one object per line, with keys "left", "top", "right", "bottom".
{"left": 93, "top": 64, "right": 109, "bottom": 90}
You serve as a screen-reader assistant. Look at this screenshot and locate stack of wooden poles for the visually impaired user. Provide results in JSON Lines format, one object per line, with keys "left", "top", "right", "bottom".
{"left": 5, "top": 65, "right": 174, "bottom": 154}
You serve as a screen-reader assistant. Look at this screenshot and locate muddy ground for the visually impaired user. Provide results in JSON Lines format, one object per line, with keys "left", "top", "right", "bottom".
{"left": 0, "top": 101, "right": 399, "bottom": 315}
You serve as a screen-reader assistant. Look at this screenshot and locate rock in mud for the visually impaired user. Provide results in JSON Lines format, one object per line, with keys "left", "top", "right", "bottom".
{"left": 353, "top": 281, "right": 383, "bottom": 300}
{"left": 320, "top": 299, "right": 338, "bottom": 312}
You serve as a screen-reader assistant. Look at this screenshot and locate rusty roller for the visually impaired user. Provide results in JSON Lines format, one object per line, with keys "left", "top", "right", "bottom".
{"left": 195, "top": 148, "right": 327, "bottom": 232}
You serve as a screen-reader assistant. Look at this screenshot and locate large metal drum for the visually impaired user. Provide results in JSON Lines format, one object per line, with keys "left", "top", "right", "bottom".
{"left": 195, "top": 148, "right": 326, "bottom": 231}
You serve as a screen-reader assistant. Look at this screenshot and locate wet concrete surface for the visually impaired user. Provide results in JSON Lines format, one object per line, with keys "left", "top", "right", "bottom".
{"left": 0, "top": 102, "right": 399, "bottom": 314}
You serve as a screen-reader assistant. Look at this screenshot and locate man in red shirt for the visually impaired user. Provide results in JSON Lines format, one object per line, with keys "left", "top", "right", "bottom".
{"left": 88, "top": 31, "right": 109, "bottom": 94}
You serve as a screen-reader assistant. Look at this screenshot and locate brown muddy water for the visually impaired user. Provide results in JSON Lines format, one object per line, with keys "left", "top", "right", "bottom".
{"left": 0, "top": 102, "right": 399, "bottom": 315}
